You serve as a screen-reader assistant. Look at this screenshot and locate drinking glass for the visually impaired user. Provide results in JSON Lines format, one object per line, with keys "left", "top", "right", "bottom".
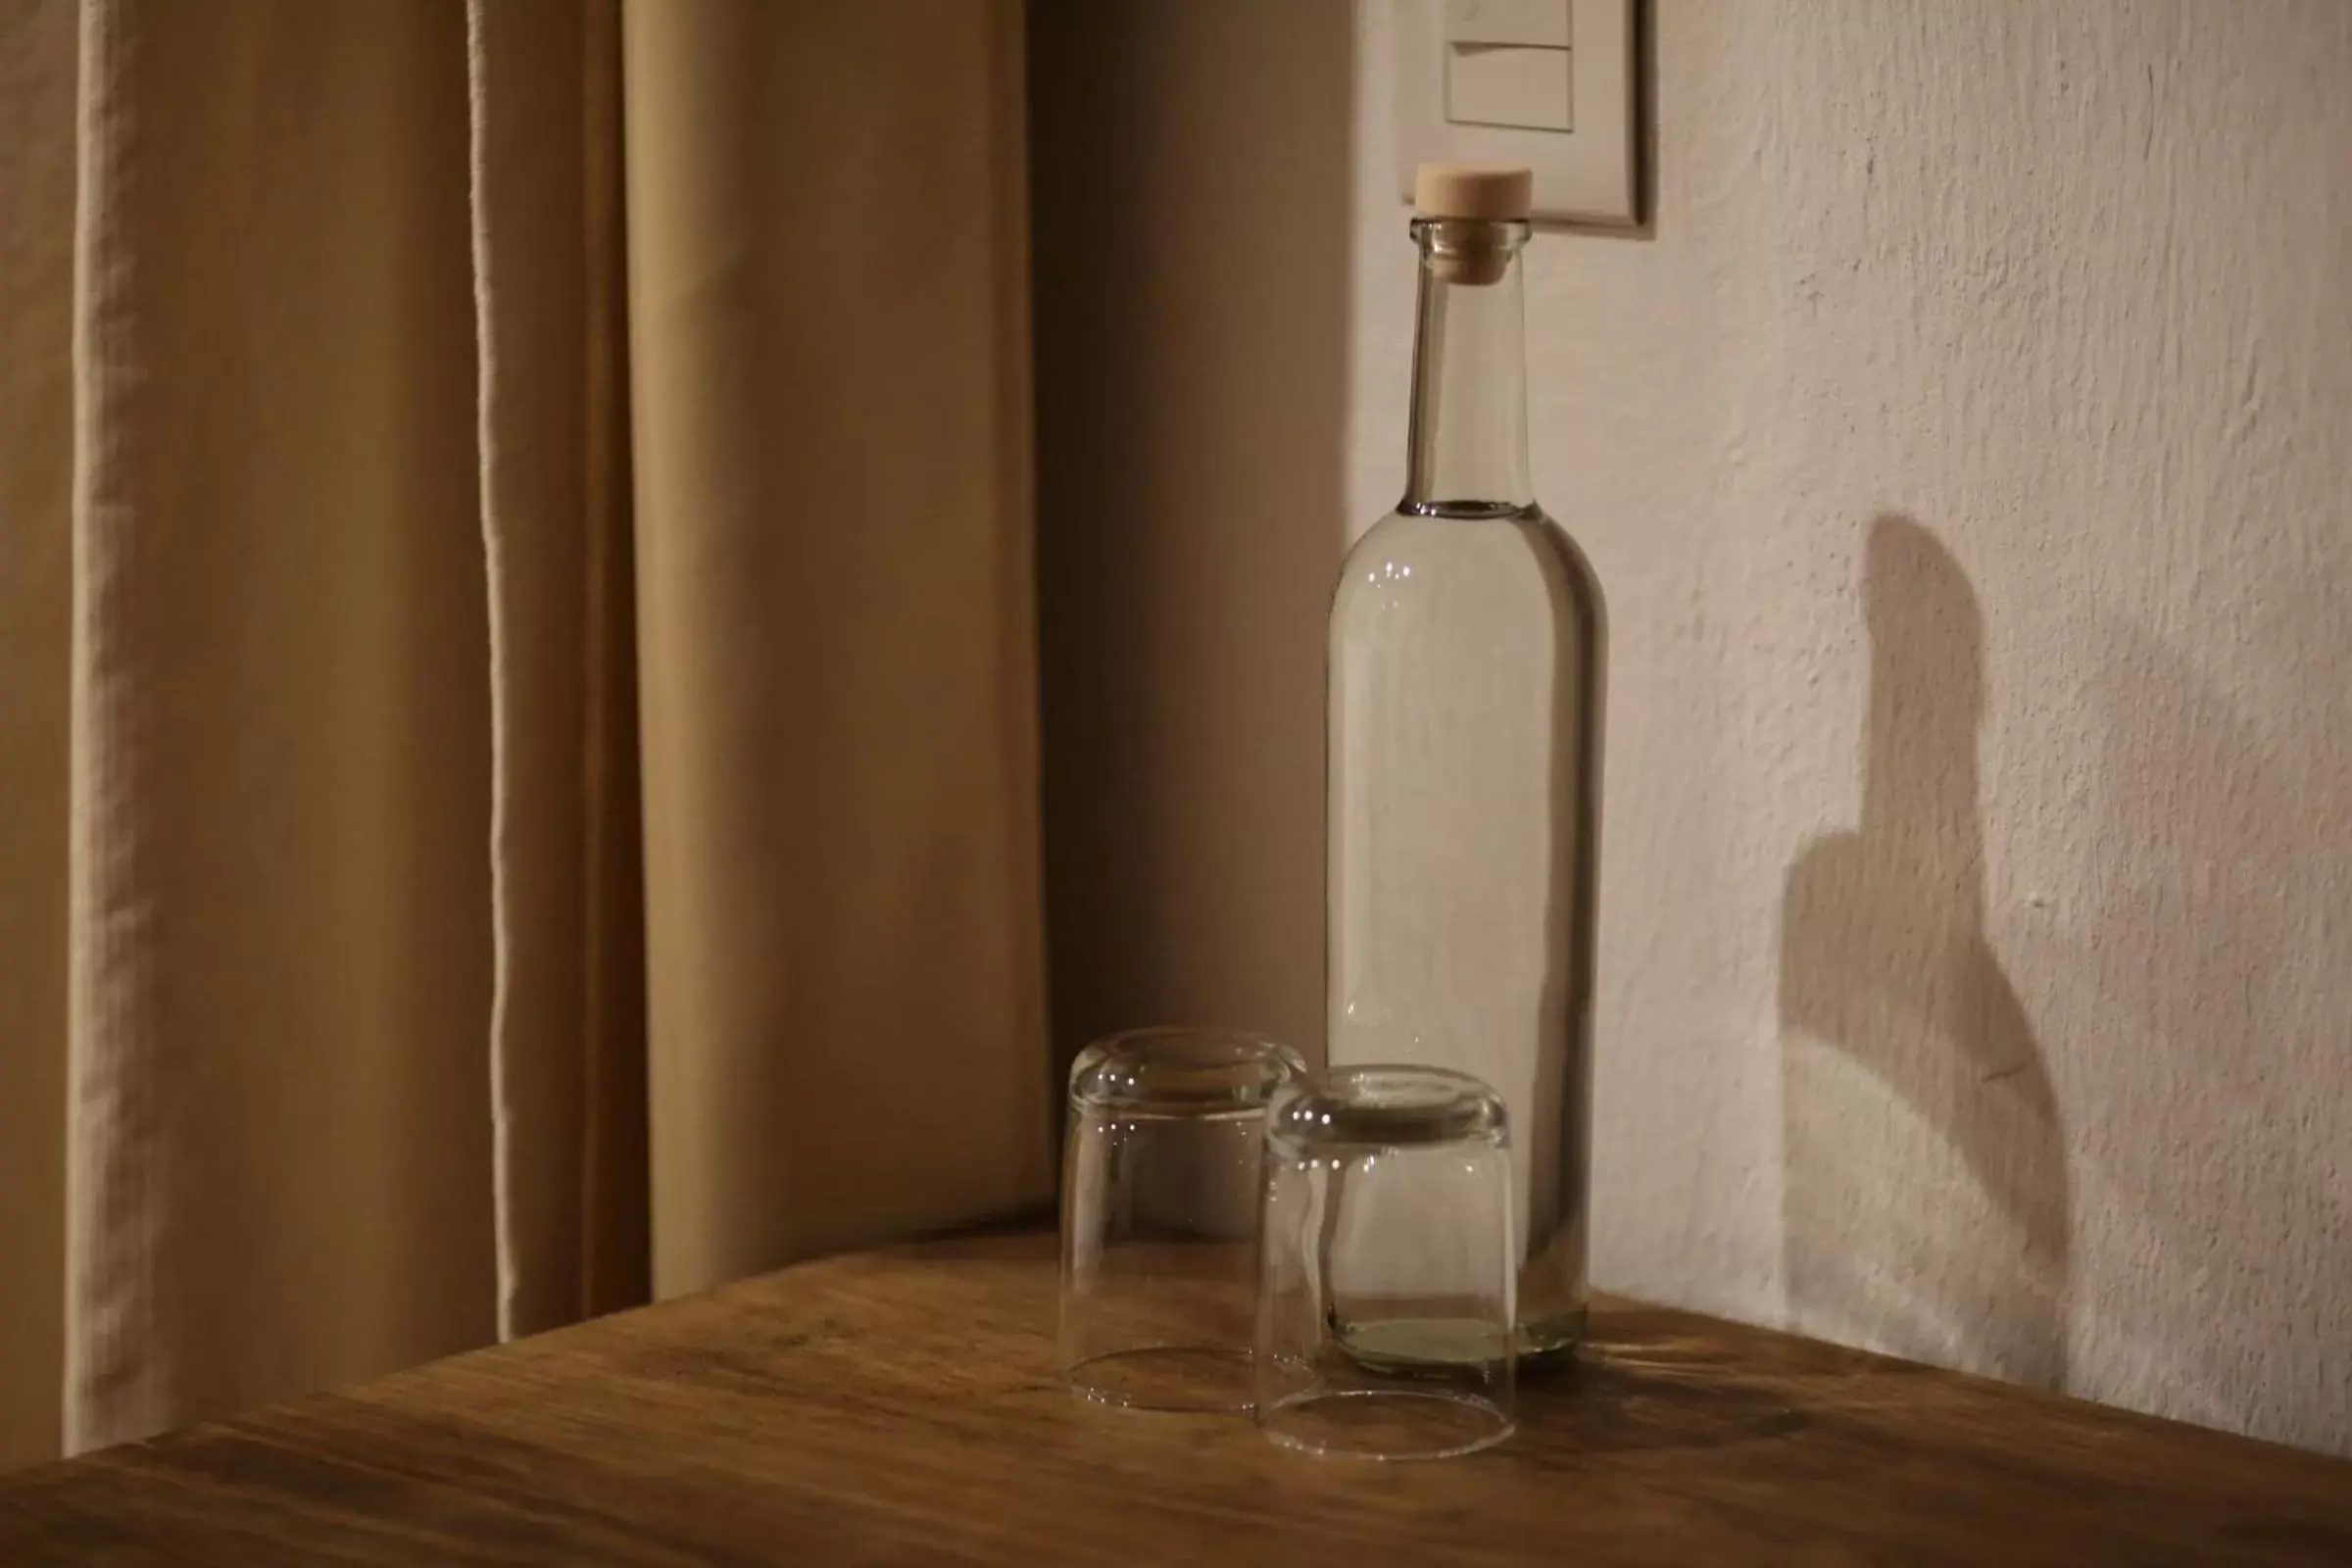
{"left": 1254, "top": 1065, "right": 1517, "bottom": 1459}
{"left": 1059, "top": 1027, "right": 1307, "bottom": 1412}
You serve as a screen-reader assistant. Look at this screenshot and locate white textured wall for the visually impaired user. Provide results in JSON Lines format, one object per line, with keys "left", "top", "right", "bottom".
{"left": 1349, "top": 1, "right": 2352, "bottom": 1451}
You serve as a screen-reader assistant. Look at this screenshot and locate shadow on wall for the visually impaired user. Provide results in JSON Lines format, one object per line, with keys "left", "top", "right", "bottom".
{"left": 1779, "top": 514, "right": 2071, "bottom": 1389}
{"left": 1029, "top": 2, "right": 1354, "bottom": 1074}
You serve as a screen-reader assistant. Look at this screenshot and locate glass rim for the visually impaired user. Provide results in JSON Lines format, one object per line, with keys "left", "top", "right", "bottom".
{"left": 1256, "top": 1387, "right": 1516, "bottom": 1462}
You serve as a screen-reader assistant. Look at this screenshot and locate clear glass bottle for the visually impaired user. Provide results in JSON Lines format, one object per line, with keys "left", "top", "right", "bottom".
{"left": 1326, "top": 167, "right": 1606, "bottom": 1363}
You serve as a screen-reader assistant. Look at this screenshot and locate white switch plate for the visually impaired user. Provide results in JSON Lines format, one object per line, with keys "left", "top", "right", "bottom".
{"left": 1447, "top": 43, "right": 1572, "bottom": 131}
{"left": 1397, "top": 0, "right": 1639, "bottom": 226}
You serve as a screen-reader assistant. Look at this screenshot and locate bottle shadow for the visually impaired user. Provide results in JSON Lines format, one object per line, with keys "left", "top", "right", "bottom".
{"left": 1778, "top": 515, "right": 2070, "bottom": 1388}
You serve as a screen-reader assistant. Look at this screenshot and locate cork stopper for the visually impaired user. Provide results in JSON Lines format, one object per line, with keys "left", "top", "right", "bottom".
{"left": 1412, "top": 163, "right": 1534, "bottom": 220}
{"left": 1413, "top": 163, "right": 1529, "bottom": 285}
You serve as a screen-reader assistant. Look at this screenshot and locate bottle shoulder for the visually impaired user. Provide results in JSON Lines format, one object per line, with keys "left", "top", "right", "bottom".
{"left": 1338, "top": 507, "right": 1606, "bottom": 624}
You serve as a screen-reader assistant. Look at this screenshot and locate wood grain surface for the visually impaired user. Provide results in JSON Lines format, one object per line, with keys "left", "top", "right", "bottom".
{"left": 0, "top": 1229, "right": 2345, "bottom": 1565}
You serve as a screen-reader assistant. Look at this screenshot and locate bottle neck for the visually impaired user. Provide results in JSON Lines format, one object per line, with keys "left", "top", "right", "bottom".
{"left": 1402, "top": 218, "right": 1534, "bottom": 514}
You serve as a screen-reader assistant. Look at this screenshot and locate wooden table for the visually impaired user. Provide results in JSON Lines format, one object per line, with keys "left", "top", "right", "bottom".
{"left": 2, "top": 1231, "right": 2346, "bottom": 1564}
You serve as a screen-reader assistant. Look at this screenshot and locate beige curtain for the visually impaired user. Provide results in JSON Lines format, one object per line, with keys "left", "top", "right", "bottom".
{"left": 0, "top": 0, "right": 1049, "bottom": 1466}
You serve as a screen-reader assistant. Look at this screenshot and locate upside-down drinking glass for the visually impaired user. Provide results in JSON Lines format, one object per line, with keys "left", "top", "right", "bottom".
{"left": 1254, "top": 1065, "right": 1517, "bottom": 1459}
{"left": 1059, "top": 1027, "right": 1308, "bottom": 1412}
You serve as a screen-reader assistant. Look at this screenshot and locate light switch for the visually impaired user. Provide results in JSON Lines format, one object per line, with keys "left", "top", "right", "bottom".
{"left": 1446, "top": 45, "right": 1571, "bottom": 131}
{"left": 1445, "top": 0, "right": 1570, "bottom": 49}
{"left": 1396, "top": 0, "right": 1638, "bottom": 225}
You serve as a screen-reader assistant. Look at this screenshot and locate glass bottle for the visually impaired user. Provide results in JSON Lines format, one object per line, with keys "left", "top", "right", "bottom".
{"left": 1326, "top": 166, "right": 1606, "bottom": 1363}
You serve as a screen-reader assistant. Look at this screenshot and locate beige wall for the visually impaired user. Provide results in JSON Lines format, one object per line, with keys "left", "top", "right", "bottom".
{"left": 1031, "top": 1, "right": 1348, "bottom": 1069}
{"left": 1036, "top": 0, "right": 2352, "bottom": 1453}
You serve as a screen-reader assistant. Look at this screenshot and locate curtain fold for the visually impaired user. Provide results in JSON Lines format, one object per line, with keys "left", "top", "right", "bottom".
{"left": 466, "top": 0, "right": 649, "bottom": 1343}
{"left": 0, "top": 0, "right": 78, "bottom": 1471}
{"left": 64, "top": 0, "right": 498, "bottom": 1453}
{"left": 0, "top": 0, "right": 1047, "bottom": 1464}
